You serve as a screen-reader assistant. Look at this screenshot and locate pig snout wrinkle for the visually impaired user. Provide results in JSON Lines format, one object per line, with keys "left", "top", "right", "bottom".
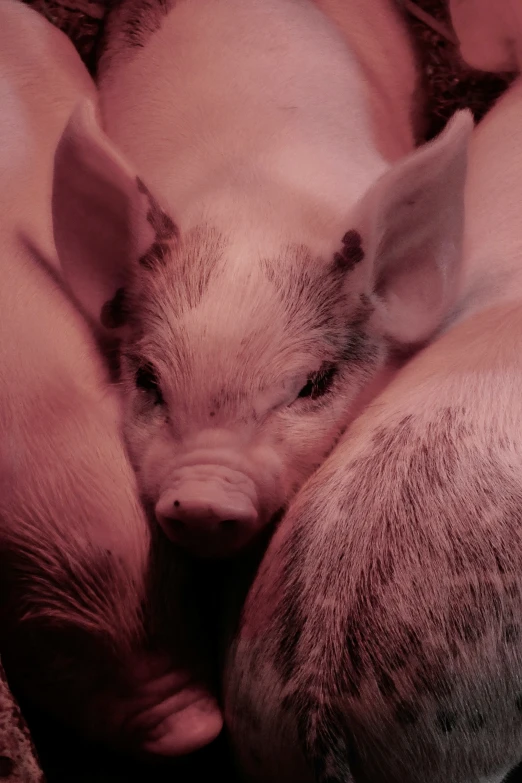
{"left": 155, "top": 473, "right": 259, "bottom": 557}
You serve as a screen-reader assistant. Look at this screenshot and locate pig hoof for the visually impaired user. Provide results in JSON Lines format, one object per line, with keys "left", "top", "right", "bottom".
{"left": 118, "top": 662, "right": 223, "bottom": 756}
{"left": 135, "top": 691, "right": 223, "bottom": 755}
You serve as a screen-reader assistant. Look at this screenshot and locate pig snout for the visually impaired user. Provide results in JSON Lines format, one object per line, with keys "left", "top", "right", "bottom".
{"left": 155, "top": 465, "right": 259, "bottom": 558}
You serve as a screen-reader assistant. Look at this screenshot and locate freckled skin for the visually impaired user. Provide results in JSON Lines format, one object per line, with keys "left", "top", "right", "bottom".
{"left": 333, "top": 230, "right": 365, "bottom": 272}
{"left": 137, "top": 175, "right": 178, "bottom": 240}
{"left": 225, "top": 402, "right": 522, "bottom": 783}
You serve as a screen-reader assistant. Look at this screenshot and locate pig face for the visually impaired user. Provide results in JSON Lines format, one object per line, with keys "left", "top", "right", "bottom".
{"left": 109, "top": 219, "right": 381, "bottom": 558}
{"left": 52, "top": 101, "right": 473, "bottom": 557}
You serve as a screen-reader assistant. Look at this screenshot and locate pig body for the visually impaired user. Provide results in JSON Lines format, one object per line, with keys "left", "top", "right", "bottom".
{"left": 449, "top": 0, "right": 522, "bottom": 73}
{"left": 54, "top": 0, "right": 472, "bottom": 557}
{"left": 0, "top": 0, "right": 221, "bottom": 755}
{"left": 223, "top": 76, "right": 522, "bottom": 783}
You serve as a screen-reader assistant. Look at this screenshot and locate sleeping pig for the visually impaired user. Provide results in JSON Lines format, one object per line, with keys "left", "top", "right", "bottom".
{"left": 51, "top": 0, "right": 472, "bottom": 558}
{"left": 222, "top": 49, "right": 522, "bottom": 783}
{"left": 0, "top": 0, "right": 221, "bottom": 756}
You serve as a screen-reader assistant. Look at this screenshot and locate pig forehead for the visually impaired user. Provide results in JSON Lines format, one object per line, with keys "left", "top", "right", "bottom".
{"left": 134, "top": 227, "right": 361, "bottom": 329}
{"left": 132, "top": 305, "right": 333, "bottom": 385}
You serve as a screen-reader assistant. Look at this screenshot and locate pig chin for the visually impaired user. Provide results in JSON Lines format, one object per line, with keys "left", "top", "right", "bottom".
{"left": 151, "top": 451, "right": 282, "bottom": 558}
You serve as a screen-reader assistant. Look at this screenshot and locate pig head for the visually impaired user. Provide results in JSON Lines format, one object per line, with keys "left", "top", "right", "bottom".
{"left": 52, "top": 96, "right": 472, "bottom": 558}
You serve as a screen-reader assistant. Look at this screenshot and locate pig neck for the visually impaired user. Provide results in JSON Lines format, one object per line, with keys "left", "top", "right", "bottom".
{"left": 100, "top": 0, "right": 415, "bottom": 245}
{"left": 446, "top": 78, "right": 522, "bottom": 329}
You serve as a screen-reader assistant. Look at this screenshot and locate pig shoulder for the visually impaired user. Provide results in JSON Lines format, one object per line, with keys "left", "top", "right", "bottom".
{"left": 225, "top": 305, "right": 522, "bottom": 782}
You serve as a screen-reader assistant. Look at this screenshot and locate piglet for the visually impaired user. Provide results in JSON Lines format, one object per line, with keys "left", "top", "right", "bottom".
{"left": 51, "top": 0, "right": 472, "bottom": 558}
{"left": 0, "top": 0, "right": 221, "bottom": 756}
{"left": 222, "top": 68, "right": 522, "bottom": 783}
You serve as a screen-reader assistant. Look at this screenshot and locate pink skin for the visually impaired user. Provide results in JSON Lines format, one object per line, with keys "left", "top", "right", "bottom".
{"left": 155, "top": 465, "right": 260, "bottom": 557}
{"left": 105, "top": 652, "right": 223, "bottom": 756}
{"left": 0, "top": 0, "right": 221, "bottom": 759}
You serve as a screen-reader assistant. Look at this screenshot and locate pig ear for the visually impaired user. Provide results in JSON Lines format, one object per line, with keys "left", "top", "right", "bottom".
{"left": 355, "top": 109, "right": 473, "bottom": 347}
{"left": 52, "top": 98, "right": 151, "bottom": 326}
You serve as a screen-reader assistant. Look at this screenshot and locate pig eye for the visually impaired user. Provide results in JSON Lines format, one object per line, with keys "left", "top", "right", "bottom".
{"left": 135, "top": 363, "right": 164, "bottom": 406}
{"left": 297, "top": 364, "right": 338, "bottom": 401}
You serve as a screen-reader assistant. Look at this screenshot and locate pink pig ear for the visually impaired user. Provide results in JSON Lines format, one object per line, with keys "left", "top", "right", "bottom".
{"left": 52, "top": 98, "right": 150, "bottom": 326}
{"left": 353, "top": 108, "right": 474, "bottom": 348}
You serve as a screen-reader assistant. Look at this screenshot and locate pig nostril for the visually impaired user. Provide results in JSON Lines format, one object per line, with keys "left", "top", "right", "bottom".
{"left": 155, "top": 484, "right": 259, "bottom": 554}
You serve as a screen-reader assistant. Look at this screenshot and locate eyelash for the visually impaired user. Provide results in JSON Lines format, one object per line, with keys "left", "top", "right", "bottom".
{"left": 135, "top": 363, "right": 164, "bottom": 406}
{"left": 297, "top": 364, "right": 338, "bottom": 401}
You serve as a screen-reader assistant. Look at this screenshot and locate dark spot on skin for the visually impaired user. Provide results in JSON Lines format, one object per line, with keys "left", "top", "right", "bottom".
{"left": 413, "top": 659, "right": 451, "bottom": 699}
{"left": 370, "top": 417, "right": 414, "bottom": 453}
{"left": 494, "top": 551, "right": 507, "bottom": 575}
{"left": 459, "top": 621, "right": 484, "bottom": 644}
{"left": 342, "top": 327, "right": 376, "bottom": 366}
{"left": 395, "top": 701, "right": 420, "bottom": 726}
{"left": 436, "top": 711, "right": 457, "bottom": 733}
{"left": 344, "top": 673, "right": 361, "bottom": 699}
{"left": 333, "top": 231, "right": 365, "bottom": 273}
{"left": 515, "top": 695, "right": 522, "bottom": 713}
{"left": 136, "top": 176, "right": 150, "bottom": 196}
{"left": 388, "top": 652, "right": 407, "bottom": 671}
{"left": 303, "top": 704, "right": 361, "bottom": 782}
{"left": 281, "top": 693, "right": 296, "bottom": 714}
{"left": 345, "top": 624, "right": 364, "bottom": 681}
{"left": 117, "top": 0, "right": 175, "bottom": 49}
{"left": 174, "top": 500, "right": 180, "bottom": 508}
{"left": 504, "top": 624, "right": 520, "bottom": 643}
{"left": 100, "top": 287, "right": 128, "bottom": 329}
{"left": 147, "top": 205, "right": 177, "bottom": 240}
{"left": 137, "top": 176, "right": 178, "bottom": 239}
{"left": 209, "top": 411, "right": 216, "bottom": 417}
{"left": 468, "top": 712, "right": 486, "bottom": 731}
{"left": 333, "top": 252, "right": 348, "bottom": 271}
{"left": 0, "top": 756, "right": 13, "bottom": 778}
{"left": 139, "top": 241, "right": 170, "bottom": 269}
{"left": 342, "top": 230, "right": 365, "bottom": 263}
{"left": 377, "top": 672, "right": 397, "bottom": 698}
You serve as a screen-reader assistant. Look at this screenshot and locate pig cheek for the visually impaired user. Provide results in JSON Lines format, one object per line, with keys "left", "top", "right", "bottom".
{"left": 123, "top": 401, "right": 168, "bottom": 485}
{"left": 247, "top": 438, "right": 287, "bottom": 518}
{"left": 138, "top": 432, "right": 181, "bottom": 502}
{"left": 276, "top": 412, "right": 341, "bottom": 497}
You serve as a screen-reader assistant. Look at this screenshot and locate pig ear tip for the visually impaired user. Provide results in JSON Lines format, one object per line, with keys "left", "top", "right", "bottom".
{"left": 451, "top": 106, "right": 475, "bottom": 135}
{"left": 69, "top": 97, "right": 99, "bottom": 133}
